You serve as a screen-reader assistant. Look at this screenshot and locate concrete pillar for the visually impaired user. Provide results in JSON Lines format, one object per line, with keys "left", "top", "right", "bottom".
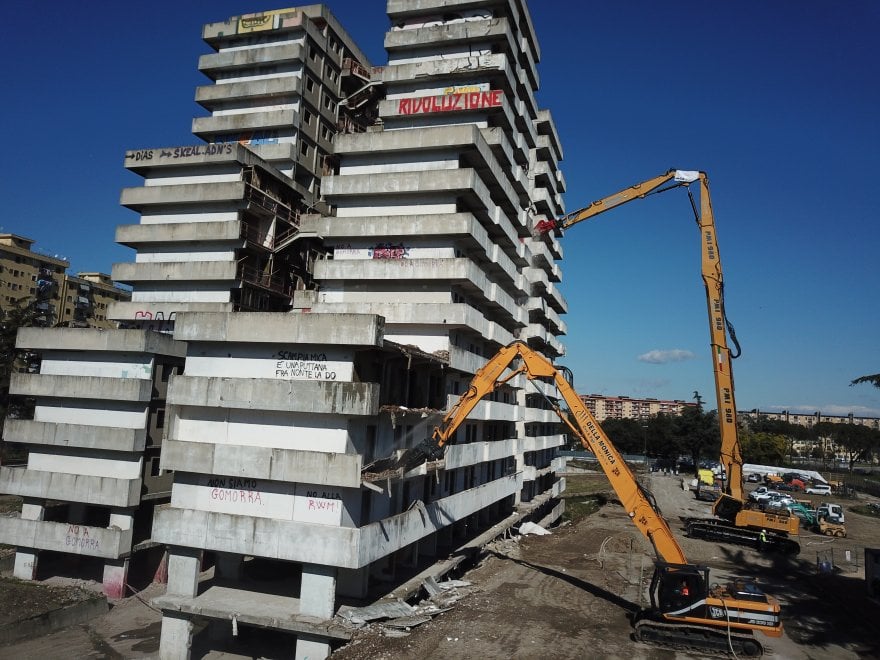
{"left": 159, "top": 547, "right": 202, "bottom": 660}
{"left": 14, "top": 499, "right": 45, "bottom": 580}
{"left": 295, "top": 633, "right": 331, "bottom": 660}
{"left": 103, "top": 557, "right": 130, "bottom": 599}
{"left": 295, "top": 564, "right": 336, "bottom": 660}
{"left": 160, "top": 612, "right": 194, "bottom": 660}
{"left": 215, "top": 552, "right": 242, "bottom": 580}
{"left": 13, "top": 549, "right": 39, "bottom": 580}
{"left": 103, "top": 508, "right": 135, "bottom": 598}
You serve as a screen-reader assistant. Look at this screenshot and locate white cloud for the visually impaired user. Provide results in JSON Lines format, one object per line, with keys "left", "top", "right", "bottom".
{"left": 638, "top": 349, "right": 696, "bottom": 364}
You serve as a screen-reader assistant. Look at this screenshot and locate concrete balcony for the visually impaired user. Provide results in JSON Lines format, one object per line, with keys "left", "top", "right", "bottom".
{"left": 536, "top": 109, "right": 564, "bottom": 163}
{"left": 109, "top": 301, "right": 235, "bottom": 322}
{"left": 384, "top": 17, "right": 509, "bottom": 51}
{"left": 520, "top": 434, "right": 566, "bottom": 453}
{"left": 198, "top": 43, "right": 306, "bottom": 76}
{"left": 303, "top": 211, "right": 527, "bottom": 270}
{"left": 445, "top": 438, "right": 517, "bottom": 470}
{"left": 314, "top": 258, "right": 521, "bottom": 327}
{"left": 112, "top": 260, "right": 237, "bottom": 285}
{"left": 168, "top": 376, "right": 380, "bottom": 416}
{"left": 171, "top": 311, "right": 384, "bottom": 346}
{"left": 120, "top": 181, "right": 247, "bottom": 212}
{"left": 195, "top": 77, "right": 302, "bottom": 108}
{"left": 331, "top": 126, "right": 528, "bottom": 238}
{"left": 3, "top": 419, "right": 147, "bottom": 452}
{"left": 152, "top": 472, "right": 522, "bottom": 568}
{"left": 192, "top": 109, "right": 299, "bottom": 137}
{"left": 0, "top": 467, "right": 141, "bottom": 507}
{"left": 116, "top": 221, "right": 244, "bottom": 247}
{"left": 535, "top": 134, "right": 561, "bottom": 171}
{"left": 15, "top": 327, "right": 183, "bottom": 356}
{"left": 294, "top": 301, "right": 515, "bottom": 347}
{"left": 160, "top": 439, "right": 363, "bottom": 488}
{"left": 0, "top": 518, "right": 133, "bottom": 560}
{"left": 10, "top": 373, "right": 154, "bottom": 402}
{"left": 442, "top": 395, "right": 519, "bottom": 424}
{"left": 522, "top": 407, "right": 559, "bottom": 424}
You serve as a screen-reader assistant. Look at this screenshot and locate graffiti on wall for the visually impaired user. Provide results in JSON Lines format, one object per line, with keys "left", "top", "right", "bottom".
{"left": 65, "top": 524, "right": 100, "bottom": 551}
{"left": 273, "top": 350, "right": 337, "bottom": 380}
{"left": 207, "top": 477, "right": 265, "bottom": 506}
{"left": 397, "top": 89, "right": 503, "bottom": 115}
{"left": 369, "top": 243, "right": 409, "bottom": 260}
{"left": 125, "top": 144, "right": 235, "bottom": 162}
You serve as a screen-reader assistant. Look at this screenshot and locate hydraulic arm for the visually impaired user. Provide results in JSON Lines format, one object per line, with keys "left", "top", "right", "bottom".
{"left": 424, "top": 341, "right": 781, "bottom": 656}
{"left": 537, "top": 170, "right": 799, "bottom": 551}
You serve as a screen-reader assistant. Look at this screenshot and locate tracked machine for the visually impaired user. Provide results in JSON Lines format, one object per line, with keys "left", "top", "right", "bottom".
{"left": 408, "top": 341, "right": 783, "bottom": 656}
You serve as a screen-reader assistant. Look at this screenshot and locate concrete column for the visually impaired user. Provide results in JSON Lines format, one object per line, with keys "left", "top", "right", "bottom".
{"left": 295, "top": 564, "right": 337, "bottom": 660}
{"left": 103, "top": 508, "right": 135, "bottom": 598}
{"left": 103, "top": 557, "right": 130, "bottom": 599}
{"left": 13, "top": 499, "right": 45, "bottom": 580}
{"left": 159, "top": 547, "right": 202, "bottom": 660}
{"left": 295, "top": 633, "right": 331, "bottom": 660}
{"left": 299, "top": 563, "right": 336, "bottom": 618}
{"left": 13, "top": 549, "right": 39, "bottom": 580}
{"left": 159, "top": 612, "right": 194, "bottom": 660}
{"left": 20, "top": 498, "right": 46, "bottom": 521}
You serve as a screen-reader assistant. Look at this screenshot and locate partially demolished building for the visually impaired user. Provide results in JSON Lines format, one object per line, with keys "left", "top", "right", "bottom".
{"left": 0, "top": 2, "right": 567, "bottom": 659}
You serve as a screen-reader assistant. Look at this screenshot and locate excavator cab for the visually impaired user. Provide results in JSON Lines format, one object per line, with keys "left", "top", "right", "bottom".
{"left": 652, "top": 562, "right": 710, "bottom": 619}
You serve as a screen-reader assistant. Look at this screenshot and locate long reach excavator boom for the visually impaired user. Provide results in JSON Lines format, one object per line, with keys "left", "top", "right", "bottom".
{"left": 420, "top": 341, "right": 781, "bottom": 656}
{"left": 537, "top": 169, "right": 800, "bottom": 553}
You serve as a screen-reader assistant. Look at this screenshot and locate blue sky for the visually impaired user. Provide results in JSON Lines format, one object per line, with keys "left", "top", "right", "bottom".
{"left": 1, "top": 2, "right": 877, "bottom": 417}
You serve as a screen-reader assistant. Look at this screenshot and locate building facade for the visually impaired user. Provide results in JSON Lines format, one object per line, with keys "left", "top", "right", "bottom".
{"left": 581, "top": 393, "right": 697, "bottom": 421}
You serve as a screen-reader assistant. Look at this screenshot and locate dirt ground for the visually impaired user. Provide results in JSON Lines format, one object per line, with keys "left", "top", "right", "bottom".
{"left": 329, "top": 472, "right": 880, "bottom": 660}
{"left": 1, "top": 472, "right": 879, "bottom": 659}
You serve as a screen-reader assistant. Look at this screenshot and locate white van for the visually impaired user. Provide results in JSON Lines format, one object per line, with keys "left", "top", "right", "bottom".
{"left": 806, "top": 483, "right": 832, "bottom": 495}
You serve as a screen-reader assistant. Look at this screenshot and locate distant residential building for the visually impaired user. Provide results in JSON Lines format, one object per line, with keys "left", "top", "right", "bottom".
{"left": 741, "top": 409, "right": 880, "bottom": 431}
{"left": 0, "top": 233, "right": 68, "bottom": 327}
{"left": 580, "top": 393, "right": 697, "bottom": 421}
{"left": 58, "top": 272, "right": 131, "bottom": 329}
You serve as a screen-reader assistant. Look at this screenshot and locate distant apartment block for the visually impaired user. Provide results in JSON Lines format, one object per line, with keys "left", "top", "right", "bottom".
{"left": 0, "top": 234, "right": 68, "bottom": 327}
{"left": 0, "top": 234, "right": 130, "bottom": 330}
{"left": 581, "top": 393, "right": 697, "bottom": 421}
{"left": 741, "top": 409, "right": 880, "bottom": 431}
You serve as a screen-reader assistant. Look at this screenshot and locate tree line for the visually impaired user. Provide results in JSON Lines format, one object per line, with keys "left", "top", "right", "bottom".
{"left": 593, "top": 407, "right": 880, "bottom": 474}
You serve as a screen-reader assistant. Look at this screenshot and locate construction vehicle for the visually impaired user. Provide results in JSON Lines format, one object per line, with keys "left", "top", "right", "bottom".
{"left": 418, "top": 341, "right": 782, "bottom": 656}
{"left": 537, "top": 169, "right": 800, "bottom": 554}
{"left": 815, "top": 517, "right": 846, "bottom": 538}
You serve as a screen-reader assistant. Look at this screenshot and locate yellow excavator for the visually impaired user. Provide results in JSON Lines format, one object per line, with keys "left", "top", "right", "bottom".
{"left": 537, "top": 169, "right": 800, "bottom": 554}
{"left": 415, "top": 341, "right": 781, "bottom": 657}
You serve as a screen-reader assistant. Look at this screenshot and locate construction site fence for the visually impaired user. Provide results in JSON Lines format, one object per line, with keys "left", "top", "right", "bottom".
{"left": 811, "top": 542, "right": 871, "bottom": 576}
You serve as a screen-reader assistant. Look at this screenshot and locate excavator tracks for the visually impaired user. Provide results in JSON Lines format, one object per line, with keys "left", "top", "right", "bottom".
{"left": 633, "top": 614, "right": 764, "bottom": 657}
{"left": 685, "top": 518, "right": 800, "bottom": 555}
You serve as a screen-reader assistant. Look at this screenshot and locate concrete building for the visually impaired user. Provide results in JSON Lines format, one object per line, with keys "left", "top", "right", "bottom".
{"left": 741, "top": 409, "right": 880, "bottom": 431}
{"left": 57, "top": 272, "right": 131, "bottom": 329}
{"left": 0, "top": 328, "right": 185, "bottom": 597}
{"left": 110, "top": 5, "right": 373, "bottom": 331}
{"left": 0, "top": 233, "right": 69, "bottom": 327}
{"left": 2, "top": 3, "right": 569, "bottom": 659}
{"left": 581, "top": 393, "right": 698, "bottom": 421}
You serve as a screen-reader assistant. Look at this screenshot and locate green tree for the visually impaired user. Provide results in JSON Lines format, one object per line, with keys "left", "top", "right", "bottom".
{"left": 599, "top": 417, "right": 645, "bottom": 454}
{"left": 851, "top": 373, "right": 880, "bottom": 388}
{"left": 672, "top": 407, "right": 720, "bottom": 475}
{"left": 740, "top": 431, "right": 787, "bottom": 464}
